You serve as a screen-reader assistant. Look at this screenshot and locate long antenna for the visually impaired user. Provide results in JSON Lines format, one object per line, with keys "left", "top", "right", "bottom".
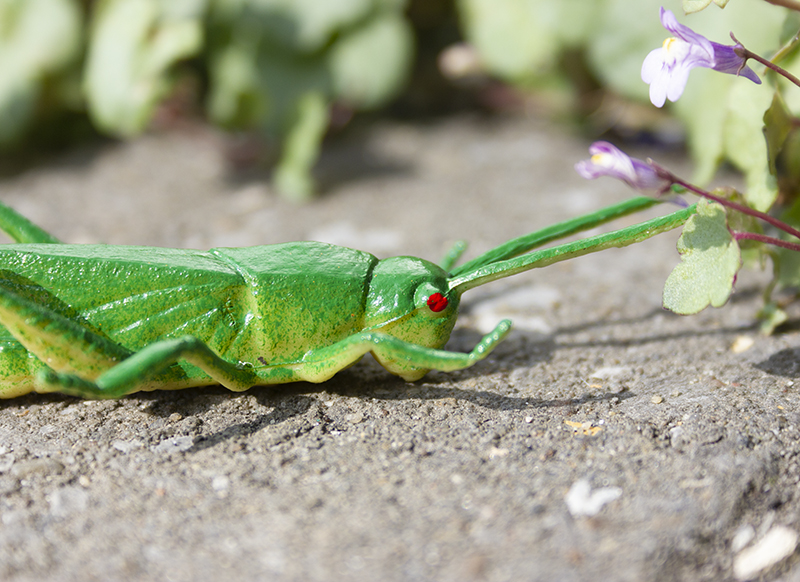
{"left": 450, "top": 196, "right": 660, "bottom": 277}
{"left": 449, "top": 203, "right": 696, "bottom": 294}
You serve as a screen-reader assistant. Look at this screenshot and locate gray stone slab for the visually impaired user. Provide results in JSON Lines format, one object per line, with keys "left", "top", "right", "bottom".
{"left": 0, "top": 116, "right": 798, "bottom": 581}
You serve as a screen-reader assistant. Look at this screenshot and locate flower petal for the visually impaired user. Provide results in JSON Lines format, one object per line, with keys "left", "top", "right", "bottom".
{"left": 643, "top": 7, "right": 757, "bottom": 106}
{"left": 576, "top": 142, "right": 666, "bottom": 192}
{"left": 665, "top": 64, "right": 692, "bottom": 102}
{"left": 659, "top": 7, "right": 714, "bottom": 60}
{"left": 711, "top": 42, "right": 762, "bottom": 84}
{"left": 648, "top": 77, "right": 669, "bottom": 108}
{"left": 641, "top": 48, "right": 665, "bottom": 84}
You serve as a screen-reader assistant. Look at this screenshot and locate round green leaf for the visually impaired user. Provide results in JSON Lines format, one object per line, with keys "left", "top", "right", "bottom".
{"left": 683, "top": 0, "right": 729, "bottom": 14}
{"left": 328, "top": 12, "right": 413, "bottom": 109}
{"left": 457, "top": 0, "right": 560, "bottom": 80}
{"left": 83, "top": 0, "right": 204, "bottom": 137}
{"left": 0, "top": 0, "right": 82, "bottom": 144}
{"left": 663, "top": 199, "right": 741, "bottom": 314}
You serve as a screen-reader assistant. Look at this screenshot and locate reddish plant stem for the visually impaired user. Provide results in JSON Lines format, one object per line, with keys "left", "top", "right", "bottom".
{"left": 650, "top": 163, "right": 800, "bottom": 242}
{"left": 734, "top": 231, "right": 800, "bottom": 252}
{"left": 765, "top": 0, "right": 800, "bottom": 12}
{"left": 732, "top": 34, "right": 800, "bottom": 88}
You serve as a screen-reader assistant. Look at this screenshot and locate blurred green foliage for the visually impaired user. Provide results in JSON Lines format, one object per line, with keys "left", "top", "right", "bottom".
{"left": 204, "top": 0, "right": 413, "bottom": 198}
{"left": 84, "top": 0, "right": 205, "bottom": 137}
{"left": 0, "top": 0, "right": 413, "bottom": 199}
{"left": 1, "top": 0, "right": 797, "bottom": 203}
{"left": 0, "top": 0, "right": 82, "bottom": 144}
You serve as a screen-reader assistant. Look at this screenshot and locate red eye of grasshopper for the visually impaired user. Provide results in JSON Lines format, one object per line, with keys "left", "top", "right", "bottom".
{"left": 426, "top": 292, "right": 448, "bottom": 312}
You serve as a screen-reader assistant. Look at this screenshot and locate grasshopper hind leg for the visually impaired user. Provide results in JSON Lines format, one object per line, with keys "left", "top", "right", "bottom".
{"left": 38, "top": 337, "right": 260, "bottom": 399}
{"left": 0, "top": 335, "right": 43, "bottom": 398}
{"left": 0, "top": 279, "right": 133, "bottom": 398}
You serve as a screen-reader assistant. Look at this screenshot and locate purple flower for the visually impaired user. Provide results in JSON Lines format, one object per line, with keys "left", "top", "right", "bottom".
{"left": 575, "top": 142, "right": 666, "bottom": 191}
{"left": 641, "top": 7, "right": 761, "bottom": 107}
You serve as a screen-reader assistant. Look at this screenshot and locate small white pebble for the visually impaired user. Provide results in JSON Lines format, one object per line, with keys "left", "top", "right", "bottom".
{"left": 731, "top": 335, "right": 755, "bottom": 354}
{"left": 589, "top": 366, "right": 631, "bottom": 380}
{"left": 524, "top": 416, "right": 534, "bottom": 423}
{"left": 564, "top": 479, "right": 622, "bottom": 517}
{"left": 651, "top": 395, "right": 663, "bottom": 404}
{"left": 731, "top": 524, "right": 756, "bottom": 553}
{"left": 487, "top": 447, "right": 509, "bottom": 459}
{"left": 346, "top": 412, "right": 364, "bottom": 424}
{"left": 212, "top": 475, "right": 230, "bottom": 492}
{"left": 153, "top": 436, "right": 194, "bottom": 454}
{"left": 733, "top": 526, "right": 798, "bottom": 580}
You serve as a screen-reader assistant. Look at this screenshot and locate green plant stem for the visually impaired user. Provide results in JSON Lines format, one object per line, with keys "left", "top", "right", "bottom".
{"left": 769, "top": 28, "right": 800, "bottom": 65}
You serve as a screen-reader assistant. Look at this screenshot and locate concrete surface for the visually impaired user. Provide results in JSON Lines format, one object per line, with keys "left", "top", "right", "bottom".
{"left": 0, "top": 115, "right": 799, "bottom": 581}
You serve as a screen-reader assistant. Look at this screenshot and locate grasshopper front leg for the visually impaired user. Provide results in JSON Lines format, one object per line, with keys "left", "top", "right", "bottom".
{"left": 285, "top": 320, "right": 512, "bottom": 383}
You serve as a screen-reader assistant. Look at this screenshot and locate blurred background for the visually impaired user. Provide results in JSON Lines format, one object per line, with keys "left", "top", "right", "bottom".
{"left": 0, "top": 0, "right": 792, "bottom": 201}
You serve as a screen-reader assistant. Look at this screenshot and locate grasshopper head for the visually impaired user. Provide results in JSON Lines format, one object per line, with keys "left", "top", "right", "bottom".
{"left": 366, "top": 256, "right": 461, "bottom": 380}
{"left": 360, "top": 197, "right": 691, "bottom": 382}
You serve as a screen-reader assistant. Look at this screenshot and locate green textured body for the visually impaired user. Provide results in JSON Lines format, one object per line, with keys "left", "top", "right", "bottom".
{"left": 2, "top": 243, "right": 376, "bottom": 360}
{"left": 0, "top": 197, "right": 695, "bottom": 399}
{"left": 0, "top": 242, "right": 379, "bottom": 395}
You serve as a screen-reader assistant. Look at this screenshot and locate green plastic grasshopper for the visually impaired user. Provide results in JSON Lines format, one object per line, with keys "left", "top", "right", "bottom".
{"left": 0, "top": 197, "right": 694, "bottom": 399}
